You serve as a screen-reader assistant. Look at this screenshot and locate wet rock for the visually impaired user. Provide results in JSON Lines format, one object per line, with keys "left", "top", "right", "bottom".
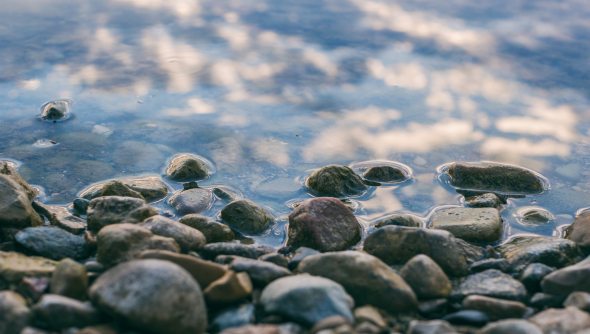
{"left": 96, "top": 223, "right": 179, "bottom": 267}
{"left": 363, "top": 226, "right": 484, "bottom": 277}
{"left": 31, "top": 294, "right": 101, "bottom": 330}
{"left": 529, "top": 292, "right": 565, "bottom": 309}
{"left": 77, "top": 324, "right": 118, "bottom": 334}
{"left": 0, "top": 162, "right": 38, "bottom": 200}
{"left": 211, "top": 303, "right": 256, "bottom": 333}
{"left": 287, "top": 197, "right": 361, "bottom": 252}
{"left": 86, "top": 196, "right": 150, "bottom": 232}
{"left": 225, "top": 256, "right": 291, "bottom": 287}
{"left": 444, "top": 162, "right": 547, "bottom": 194}
{"left": 374, "top": 212, "right": 423, "bottom": 228}
{"left": 306, "top": 165, "right": 367, "bottom": 197}
{"left": 407, "top": 320, "right": 457, "bottom": 334}
{"left": 88, "top": 180, "right": 144, "bottom": 200}
{"left": 469, "top": 258, "right": 510, "bottom": 273}
{"left": 168, "top": 188, "right": 213, "bottom": 215}
{"left": 400, "top": 254, "right": 452, "bottom": 300}
{"left": 452, "top": 269, "right": 527, "bottom": 301}
{"left": 73, "top": 198, "right": 90, "bottom": 215}
{"left": 50, "top": 258, "right": 88, "bottom": 300}
{"left": 529, "top": 307, "right": 590, "bottom": 334}
{"left": 354, "top": 306, "right": 386, "bottom": 328}
{"left": 519, "top": 263, "right": 554, "bottom": 293}
{"left": 165, "top": 153, "right": 212, "bottom": 181}
{"left": 462, "top": 295, "right": 526, "bottom": 320}
{"left": 362, "top": 165, "right": 409, "bottom": 183}
{"left": 496, "top": 235, "right": 581, "bottom": 272}
{"left": 0, "top": 291, "right": 30, "bottom": 334}
{"left": 430, "top": 207, "right": 502, "bottom": 243}
{"left": 179, "top": 214, "right": 235, "bottom": 242}
{"left": 443, "top": 310, "right": 489, "bottom": 327}
{"left": 260, "top": 274, "right": 354, "bottom": 326}
{"left": 0, "top": 174, "right": 43, "bottom": 228}
{"left": 259, "top": 252, "right": 289, "bottom": 268}
{"left": 464, "top": 193, "right": 503, "bottom": 208}
{"left": 0, "top": 252, "right": 56, "bottom": 283}
{"left": 288, "top": 246, "right": 320, "bottom": 270}
{"left": 565, "top": 210, "right": 590, "bottom": 248}
{"left": 298, "top": 251, "right": 417, "bottom": 313}
{"left": 140, "top": 215, "right": 206, "bottom": 252}
{"left": 138, "top": 250, "right": 226, "bottom": 287}
{"left": 204, "top": 270, "right": 253, "bottom": 305}
{"left": 541, "top": 256, "right": 590, "bottom": 297}
{"left": 564, "top": 291, "right": 590, "bottom": 311}
{"left": 478, "top": 319, "right": 542, "bottom": 334}
{"left": 90, "top": 259, "right": 207, "bottom": 334}
{"left": 418, "top": 299, "right": 451, "bottom": 319}
{"left": 221, "top": 199, "right": 274, "bottom": 234}
{"left": 40, "top": 99, "right": 70, "bottom": 121}
{"left": 514, "top": 206, "right": 554, "bottom": 226}
{"left": 80, "top": 176, "right": 169, "bottom": 202}
{"left": 35, "top": 205, "right": 86, "bottom": 234}
{"left": 200, "top": 242, "right": 274, "bottom": 260}
{"left": 220, "top": 324, "right": 301, "bottom": 334}
{"left": 311, "top": 316, "right": 353, "bottom": 333}
{"left": 15, "top": 226, "right": 89, "bottom": 260}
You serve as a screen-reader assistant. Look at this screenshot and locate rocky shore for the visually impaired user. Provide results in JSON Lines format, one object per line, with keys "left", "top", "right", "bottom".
{"left": 1, "top": 157, "right": 590, "bottom": 334}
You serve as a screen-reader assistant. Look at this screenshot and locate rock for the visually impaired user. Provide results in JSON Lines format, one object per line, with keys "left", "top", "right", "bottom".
{"left": 407, "top": 320, "right": 457, "bottom": 334}
{"left": 443, "top": 310, "right": 489, "bottom": 327}
{"left": 288, "top": 247, "right": 320, "bottom": 270}
{"left": 541, "top": 256, "right": 590, "bottom": 297}
{"left": 77, "top": 324, "right": 118, "bottom": 334}
{"left": 31, "top": 294, "right": 101, "bottom": 330}
{"left": 514, "top": 206, "right": 554, "bottom": 226}
{"left": 50, "top": 258, "right": 88, "bottom": 300}
{"left": 200, "top": 242, "right": 274, "bottom": 260}
{"left": 259, "top": 253, "right": 289, "bottom": 268}
{"left": 418, "top": 299, "right": 451, "bottom": 319}
{"left": 15, "top": 226, "right": 89, "bottom": 260}
{"left": 168, "top": 188, "right": 213, "bottom": 215}
{"left": 565, "top": 210, "right": 590, "bottom": 248}
{"left": 96, "top": 223, "right": 180, "bottom": 267}
{"left": 0, "top": 174, "right": 43, "bottom": 228}
{"left": 464, "top": 193, "right": 503, "bottom": 208}
{"left": 519, "top": 263, "right": 554, "bottom": 293}
{"left": 203, "top": 270, "right": 253, "bottom": 305}
{"left": 165, "top": 153, "right": 212, "bottom": 181}
{"left": 140, "top": 215, "right": 206, "bottom": 252}
{"left": 430, "top": 207, "right": 502, "bottom": 243}
{"left": 469, "top": 259, "right": 510, "bottom": 273}
{"left": 179, "top": 214, "right": 235, "bottom": 242}
{"left": 363, "top": 226, "right": 484, "bottom": 277}
{"left": 73, "top": 198, "right": 90, "bottom": 215}
{"left": 86, "top": 180, "right": 144, "bottom": 200}
{"left": 444, "top": 162, "right": 547, "bottom": 194}
{"left": 400, "top": 254, "right": 452, "bottom": 300}
{"left": 86, "top": 196, "right": 151, "bottom": 232}
{"left": 40, "top": 99, "right": 70, "bottom": 121}
{"left": 306, "top": 165, "right": 367, "bottom": 197}
{"left": 36, "top": 205, "right": 86, "bottom": 234}
{"left": 374, "top": 212, "right": 423, "bottom": 228}
{"left": 0, "top": 291, "right": 30, "bottom": 334}
{"left": 0, "top": 252, "right": 56, "bottom": 283}
{"left": 564, "top": 291, "right": 590, "bottom": 311}
{"left": 529, "top": 292, "right": 565, "bottom": 309}
{"left": 260, "top": 274, "right": 354, "bottom": 326}
{"left": 226, "top": 256, "right": 291, "bottom": 287}
{"left": 220, "top": 324, "right": 302, "bottom": 334}
{"left": 354, "top": 306, "right": 386, "bottom": 328}
{"left": 462, "top": 295, "right": 526, "bottom": 320}
{"left": 80, "top": 176, "right": 169, "bottom": 202}
{"left": 287, "top": 197, "right": 361, "bottom": 252}
{"left": 362, "top": 165, "right": 409, "bottom": 183}
{"left": 311, "top": 316, "right": 353, "bottom": 333}
{"left": 211, "top": 304, "right": 256, "bottom": 333}
{"left": 90, "top": 259, "right": 207, "bottom": 334}
{"left": 0, "top": 162, "right": 38, "bottom": 200}
{"left": 452, "top": 269, "right": 527, "bottom": 301}
{"left": 221, "top": 199, "right": 274, "bottom": 234}
{"left": 138, "top": 250, "right": 227, "bottom": 287}
{"left": 529, "top": 307, "right": 590, "bottom": 334}
{"left": 16, "top": 276, "right": 49, "bottom": 303}
{"left": 497, "top": 235, "right": 581, "bottom": 272}
{"left": 298, "top": 251, "right": 417, "bottom": 313}
{"left": 478, "top": 319, "right": 542, "bottom": 334}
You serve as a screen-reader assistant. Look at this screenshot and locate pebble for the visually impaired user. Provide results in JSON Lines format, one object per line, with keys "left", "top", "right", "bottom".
{"left": 469, "top": 258, "right": 509, "bottom": 273}
{"left": 354, "top": 306, "right": 386, "bottom": 328}
{"left": 179, "top": 214, "right": 235, "bottom": 242}
{"left": 478, "top": 319, "right": 542, "bottom": 334}
{"left": 529, "top": 292, "right": 565, "bottom": 309}
{"left": 168, "top": 188, "right": 213, "bottom": 215}
{"left": 529, "top": 307, "right": 590, "bottom": 334}
{"left": 306, "top": 165, "right": 367, "bottom": 197}
{"left": 373, "top": 212, "right": 423, "bottom": 228}
{"left": 50, "top": 258, "right": 88, "bottom": 300}
{"left": 221, "top": 199, "right": 274, "bottom": 234}
{"left": 165, "top": 153, "right": 212, "bottom": 181}
{"left": 200, "top": 242, "right": 274, "bottom": 260}
{"left": 442, "top": 310, "right": 489, "bottom": 327}
{"left": 541, "top": 256, "right": 590, "bottom": 297}
{"left": 31, "top": 294, "right": 101, "bottom": 330}
{"left": 40, "top": 99, "right": 70, "bottom": 121}
{"left": 514, "top": 206, "right": 555, "bottom": 226}
{"left": 519, "top": 262, "right": 554, "bottom": 293}
{"left": 288, "top": 246, "right": 320, "bottom": 270}
{"left": 462, "top": 295, "right": 527, "bottom": 320}
{"left": 225, "top": 256, "right": 292, "bottom": 287}
{"left": 400, "top": 254, "right": 452, "bottom": 300}
{"left": 80, "top": 176, "right": 169, "bottom": 202}
{"left": 34, "top": 204, "right": 86, "bottom": 234}
{"left": 203, "top": 270, "right": 253, "bottom": 305}
{"left": 0, "top": 174, "right": 43, "bottom": 228}
{"left": 407, "top": 320, "right": 457, "bottom": 334}
{"left": 464, "top": 193, "right": 503, "bottom": 208}
{"left": 362, "top": 165, "right": 409, "bottom": 183}
{"left": 86, "top": 196, "right": 149, "bottom": 232}
{"left": 430, "top": 207, "right": 502, "bottom": 243}
{"left": 452, "top": 269, "right": 527, "bottom": 301}
{"left": 565, "top": 210, "right": 590, "bottom": 248}
{"left": 496, "top": 235, "right": 581, "bottom": 272}
{"left": 0, "top": 291, "right": 30, "bottom": 334}
{"left": 140, "top": 215, "right": 206, "bottom": 252}
{"left": 563, "top": 291, "right": 590, "bottom": 312}
{"left": 0, "top": 252, "right": 56, "bottom": 283}
{"left": 15, "top": 226, "right": 90, "bottom": 260}
{"left": 211, "top": 303, "right": 256, "bottom": 333}
{"left": 259, "top": 252, "right": 289, "bottom": 268}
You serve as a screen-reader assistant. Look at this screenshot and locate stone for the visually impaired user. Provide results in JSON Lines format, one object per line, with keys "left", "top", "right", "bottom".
{"left": 469, "top": 259, "right": 510, "bottom": 273}
{"left": 288, "top": 247, "right": 320, "bottom": 270}
{"left": 400, "top": 254, "right": 452, "bottom": 300}
{"left": 140, "top": 215, "right": 206, "bottom": 252}
{"left": 168, "top": 188, "right": 213, "bottom": 215}
{"left": 407, "top": 320, "right": 457, "bottom": 334}
{"left": 0, "top": 174, "right": 43, "bottom": 228}
{"left": 260, "top": 274, "right": 354, "bottom": 326}
{"left": 86, "top": 180, "right": 144, "bottom": 200}
{"left": 204, "top": 270, "right": 253, "bottom": 305}
{"left": 418, "top": 299, "right": 451, "bottom": 319}
{"left": 464, "top": 193, "right": 503, "bottom": 208}
{"left": 138, "top": 250, "right": 227, "bottom": 287}
{"left": 31, "top": 294, "right": 101, "bottom": 330}
{"left": 462, "top": 295, "right": 526, "bottom": 320}
{"left": 430, "top": 207, "right": 502, "bottom": 243}
{"left": 165, "top": 153, "right": 212, "bottom": 181}
{"left": 0, "top": 291, "right": 30, "bottom": 334}
{"left": 226, "top": 256, "right": 291, "bottom": 287}
{"left": 0, "top": 252, "right": 56, "bottom": 283}
{"left": 362, "top": 165, "right": 409, "bottom": 183}
{"left": 496, "top": 235, "right": 581, "bottom": 272}
{"left": 287, "top": 197, "right": 361, "bottom": 252}
{"left": 40, "top": 99, "right": 70, "bottom": 121}
{"left": 33, "top": 204, "right": 86, "bottom": 234}
{"left": 86, "top": 196, "right": 149, "bottom": 232}
{"left": 200, "top": 242, "right": 274, "bottom": 260}
{"left": 0, "top": 162, "right": 38, "bottom": 200}
{"left": 306, "top": 165, "right": 367, "bottom": 197}
{"left": 564, "top": 291, "right": 590, "bottom": 311}
{"left": 541, "top": 256, "right": 590, "bottom": 297}
{"left": 73, "top": 198, "right": 90, "bottom": 215}
{"left": 514, "top": 206, "right": 555, "bottom": 226}
{"left": 529, "top": 292, "right": 565, "bottom": 309}
{"left": 15, "top": 226, "right": 90, "bottom": 260}
{"left": 50, "top": 258, "right": 88, "bottom": 300}
{"left": 259, "top": 253, "right": 289, "bottom": 268}
{"left": 519, "top": 263, "right": 554, "bottom": 293}
{"left": 298, "top": 251, "right": 417, "bottom": 313}
{"left": 211, "top": 304, "right": 256, "bottom": 333}
{"left": 444, "top": 162, "right": 547, "bottom": 194}
{"left": 529, "top": 307, "right": 590, "bottom": 334}
{"left": 565, "top": 210, "right": 590, "bottom": 248}
{"left": 443, "top": 310, "right": 489, "bottom": 327}
{"left": 478, "top": 319, "right": 542, "bottom": 334}
{"left": 179, "top": 214, "right": 235, "bottom": 242}
{"left": 16, "top": 277, "right": 49, "bottom": 303}
{"left": 90, "top": 259, "right": 207, "bottom": 334}
{"left": 452, "top": 269, "right": 527, "bottom": 301}
{"left": 374, "top": 212, "right": 423, "bottom": 228}
{"left": 354, "top": 306, "right": 386, "bottom": 328}
{"left": 221, "top": 199, "right": 274, "bottom": 234}
{"left": 77, "top": 324, "right": 118, "bottom": 334}
{"left": 96, "top": 223, "right": 180, "bottom": 267}
{"left": 363, "top": 226, "right": 484, "bottom": 277}
{"left": 311, "top": 316, "right": 353, "bottom": 333}
{"left": 80, "top": 176, "right": 169, "bottom": 202}
{"left": 220, "top": 324, "right": 301, "bottom": 334}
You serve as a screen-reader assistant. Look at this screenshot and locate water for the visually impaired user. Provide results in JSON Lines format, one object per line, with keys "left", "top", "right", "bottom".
{"left": 1, "top": 0, "right": 589, "bottom": 247}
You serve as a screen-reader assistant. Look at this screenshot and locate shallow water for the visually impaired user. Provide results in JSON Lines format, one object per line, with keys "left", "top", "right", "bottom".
{"left": 1, "top": 0, "right": 589, "bottom": 247}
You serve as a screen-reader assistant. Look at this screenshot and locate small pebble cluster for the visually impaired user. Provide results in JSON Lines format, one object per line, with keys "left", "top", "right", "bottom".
{"left": 1, "top": 157, "right": 590, "bottom": 334}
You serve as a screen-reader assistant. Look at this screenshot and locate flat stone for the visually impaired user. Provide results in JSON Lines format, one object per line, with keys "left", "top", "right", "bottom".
{"left": 80, "top": 176, "right": 169, "bottom": 202}
{"left": 168, "top": 188, "right": 213, "bottom": 215}
{"left": 529, "top": 307, "right": 590, "bottom": 334}
{"left": 541, "top": 256, "right": 590, "bottom": 297}
{"left": 90, "top": 259, "right": 207, "bottom": 334}
{"left": 0, "top": 291, "right": 30, "bottom": 334}
{"left": 306, "top": 165, "right": 367, "bottom": 197}
{"left": 31, "top": 294, "right": 101, "bottom": 330}
{"left": 86, "top": 196, "right": 150, "bottom": 232}
{"left": 452, "top": 269, "right": 527, "bottom": 301}
{"left": 497, "top": 235, "right": 581, "bottom": 272}
{"left": 203, "top": 270, "right": 253, "bottom": 305}
{"left": 400, "top": 254, "right": 452, "bottom": 300}
{"left": 200, "top": 242, "right": 274, "bottom": 260}
{"left": 179, "top": 214, "right": 234, "bottom": 242}
{"left": 298, "top": 251, "right": 417, "bottom": 313}
{"left": 225, "top": 256, "right": 291, "bottom": 287}
{"left": 564, "top": 291, "right": 590, "bottom": 312}
{"left": 462, "top": 295, "right": 526, "bottom": 320}
{"left": 0, "top": 252, "right": 56, "bottom": 283}
{"left": 50, "top": 258, "right": 88, "bottom": 300}
{"left": 565, "top": 210, "right": 590, "bottom": 248}
{"left": 34, "top": 204, "right": 86, "bottom": 234}
{"left": 374, "top": 212, "right": 423, "bottom": 228}
{"left": 464, "top": 193, "right": 503, "bottom": 208}
{"left": 363, "top": 226, "right": 484, "bottom": 277}
{"left": 221, "top": 199, "right": 274, "bottom": 234}
{"left": 140, "top": 215, "right": 206, "bottom": 252}
{"left": 0, "top": 174, "right": 43, "bottom": 228}
{"left": 478, "top": 319, "right": 542, "bottom": 334}
{"left": 407, "top": 320, "right": 457, "bottom": 334}
{"left": 288, "top": 247, "right": 320, "bottom": 270}
{"left": 430, "top": 207, "right": 502, "bottom": 243}
{"left": 15, "top": 226, "right": 90, "bottom": 260}
{"left": 165, "top": 153, "right": 212, "bottom": 181}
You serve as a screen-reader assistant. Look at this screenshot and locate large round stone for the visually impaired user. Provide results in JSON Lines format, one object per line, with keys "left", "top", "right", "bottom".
{"left": 306, "top": 165, "right": 367, "bottom": 197}
{"left": 89, "top": 259, "right": 207, "bottom": 334}
{"left": 221, "top": 200, "right": 274, "bottom": 234}
{"left": 400, "top": 254, "right": 452, "bottom": 300}
{"left": 140, "top": 215, "right": 206, "bottom": 252}
{"left": 167, "top": 188, "right": 213, "bottom": 215}
{"left": 165, "top": 154, "right": 212, "bottom": 181}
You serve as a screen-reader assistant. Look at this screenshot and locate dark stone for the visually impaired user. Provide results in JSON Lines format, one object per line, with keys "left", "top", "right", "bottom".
{"left": 418, "top": 299, "right": 451, "bottom": 319}
{"left": 31, "top": 294, "right": 101, "bottom": 330}
{"left": 541, "top": 256, "right": 590, "bottom": 297}
{"left": 226, "top": 256, "right": 292, "bottom": 287}
{"left": 179, "top": 214, "right": 235, "bottom": 242}
{"left": 168, "top": 188, "right": 213, "bottom": 215}
{"left": 165, "top": 154, "right": 212, "bottom": 181}
{"left": 211, "top": 304, "right": 255, "bottom": 333}
{"left": 288, "top": 247, "right": 320, "bottom": 270}
{"left": 374, "top": 213, "right": 423, "bottom": 228}
{"left": 464, "top": 193, "right": 503, "bottom": 208}
{"left": 520, "top": 263, "right": 554, "bottom": 293}
{"left": 529, "top": 293, "right": 565, "bottom": 309}
{"left": 443, "top": 310, "right": 489, "bottom": 327}
{"left": 221, "top": 200, "right": 274, "bottom": 234}
{"left": 400, "top": 254, "right": 452, "bottom": 300}
{"left": 363, "top": 165, "right": 409, "bottom": 183}
{"left": 0, "top": 291, "right": 30, "bottom": 334}
{"left": 40, "top": 100, "right": 70, "bottom": 121}
{"left": 86, "top": 196, "right": 148, "bottom": 232}
{"left": 496, "top": 235, "right": 581, "bottom": 272}
{"left": 479, "top": 319, "right": 542, "bottom": 334}
{"left": 37, "top": 205, "right": 86, "bottom": 235}
{"left": 73, "top": 198, "right": 90, "bottom": 215}
{"left": 305, "top": 165, "right": 367, "bottom": 197}
{"left": 469, "top": 258, "right": 509, "bottom": 273}
{"left": 408, "top": 320, "right": 457, "bottom": 334}
{"left": 140, "top": 215, "right": 206, "bottom": 252}
{"left": 50, "top": 258, "right": 88, "bottom": 300}
{"left": 15, "top": 226, "right": 90, "bottom": 260}
{"left": 565, "top": 210, "right": 590, "bottom": 248}
{"left": 452, "top": 269, "right": 527, "bottom": 301}
{"left": 462, "top": 295, "right": 527, "bottom": 320}
{"left": 258, "top": 253, "right": 289, "bottom": 268}
{"left": 80, "top": 176, "right": 169, "bottom": 202}
{"left": 200, "top": 242, "right": 274, "bottom": 260}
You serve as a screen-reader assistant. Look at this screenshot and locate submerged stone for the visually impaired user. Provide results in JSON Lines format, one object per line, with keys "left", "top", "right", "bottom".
{"left": 306, "top": 165, "right": 367, "bottom": 197}
{"left": 165, "top": 153, "right": 212, "bottom": 181}
{"left": 430, "top": 207, "right": 502, "bottom": 243}
{"left": 40, "top": 100, "right": 71, "bottom": 121}
{"left": 496, "top": 235, "right": 581, "bottom": 272}
{"left": 362, "top": 164, "right": 409, "bottom": 183}
{"left": 168, "top": 188, "right": 213, "bottom": 216}
{"left": 374, "top": 212, "right": 423, "bottom": 228}
{"left": 221, "top": 199, "right": 274, "bottom": 234}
